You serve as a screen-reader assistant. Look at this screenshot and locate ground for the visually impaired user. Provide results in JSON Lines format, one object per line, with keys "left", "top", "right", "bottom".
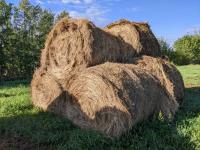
{"left": 0, "top": 65, "right": 199, "bottom": 150}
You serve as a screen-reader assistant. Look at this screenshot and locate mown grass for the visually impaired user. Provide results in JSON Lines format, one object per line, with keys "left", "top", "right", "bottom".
{"left": 177, "top": 65, "right": 200, "bottom": 86}
{"left": 0, "top": 65, "right": 199, "bottom": 150}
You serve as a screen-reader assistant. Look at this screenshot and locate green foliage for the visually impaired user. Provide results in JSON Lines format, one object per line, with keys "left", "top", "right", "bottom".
{"left": 173, "top": 35, "right": 200, "bottom": 65}
{"left": 158, "top": 38, "right": 181, "bottom": 66}
{"left": 158, "top": 36, "right": 200, "bottom": 65}
{"left": 158, "top": 38, "right": 175, "bottom": 60}
{"left": 0, "top": 65, "right": 200, "bottom": 149}
{"left": 0, "top": 0, "right": 13, "bottom": 78}
{"left": 158, "top": 38, "right": 172, "bottom": 55}
{"left": 0, "top": 0, "right": 68, "bottom": 80}
{"left": 177, "top": 65, "right": 200, "bottom": 86}
{"left": 55, "top": 10, "right": 70, "bottom": 23}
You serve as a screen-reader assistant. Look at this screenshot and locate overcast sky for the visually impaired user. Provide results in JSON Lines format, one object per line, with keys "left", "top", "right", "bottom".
{"left": 6, "top": 0, "right": 200, "bottom": 44}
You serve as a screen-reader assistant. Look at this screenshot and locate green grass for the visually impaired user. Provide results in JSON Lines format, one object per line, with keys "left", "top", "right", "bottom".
{"left": 0, "top": 65, "right": 200, "bottom": 150}
{"left": 177, "top": 65, "right": 200, "bottom": 86}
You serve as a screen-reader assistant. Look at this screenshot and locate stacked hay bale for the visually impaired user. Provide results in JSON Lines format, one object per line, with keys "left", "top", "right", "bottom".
{"left": 31, "top": 18, "right": 184, "bottom": 137}
{"left": 40, "top": 18, "right": 161, "bottom": 83}
{"left": 132, "top": 56, "right": 184, "bottom": 104}
{"left": 104, "top": 19, "right": 161, "bottom": 57}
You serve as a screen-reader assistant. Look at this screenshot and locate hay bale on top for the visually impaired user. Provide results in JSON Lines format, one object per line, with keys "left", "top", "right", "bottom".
{"left": 104, "top": 19, "right": 161, "bottom": 57}
{"left": 31, "top": 69, "right": 66, "bottom": 114}
{"left": 133, "top": 56, "right": 184, "bottom": 104}
{"left": 63, "top": 63, "right": 178, "bottom": 137}
{"left": 40, "top": 18, "right": 136, "bottom": 82}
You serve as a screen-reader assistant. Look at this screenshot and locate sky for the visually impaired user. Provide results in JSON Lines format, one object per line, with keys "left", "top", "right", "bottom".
{"left": 5, "top": 0, "right": 200, "bottom": 45}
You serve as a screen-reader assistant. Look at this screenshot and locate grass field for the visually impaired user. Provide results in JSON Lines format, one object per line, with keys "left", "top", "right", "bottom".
{"left": 0, "top": 65, "right": 200, "bottom": 150}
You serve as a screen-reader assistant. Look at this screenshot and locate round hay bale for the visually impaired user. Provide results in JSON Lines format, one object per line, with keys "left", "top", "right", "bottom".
{"left": 31, "top": 69, "right": 66, "bottom": 114}
{"left": 62, "top": 63, "right": 178, "bottom": 137}
{"left": 133, "top": 56, "right": 184, "bottom": 104}
{"left": 104, "top": 19, "right": 161, "bottom": 57}
{"left": 40, "top": 18, "right": 137, "bottom": 82}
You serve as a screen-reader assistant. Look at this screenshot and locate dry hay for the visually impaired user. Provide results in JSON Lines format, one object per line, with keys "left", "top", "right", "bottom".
{"left": 31, "top": 56, "right": 183, "bottom": 137}
{"left": 40, "top": 18, "right": 135, "bottom": 82}
{"left": 133, "top": 56, "right": 184, "bottom": 104}
{"left": 62, "top": 63, "right": 178, "bottom": 137}
{"left": 40, "top": 18, "right": 161, "bottom": 83}
{"left": 30, "top": 18, "right": 183, "bottom": 137}
{"left": 104, "top": 19, "right": 161, "bottom": 57}
{"left": 31, "top": 68, "right": 66, "bottom": 114}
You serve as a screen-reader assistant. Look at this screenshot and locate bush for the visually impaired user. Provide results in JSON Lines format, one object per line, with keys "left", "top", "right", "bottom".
{"left": 173, "top": 35, "right": 200, "bottom": 65}
{"left": 158, "top": 35, "right": 200, "bottom": 65}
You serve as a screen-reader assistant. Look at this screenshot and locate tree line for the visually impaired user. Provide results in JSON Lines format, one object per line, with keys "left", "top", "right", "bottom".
{"left": 159, "top": 34, "right": 200, "bottom": 65}
{"left": 0, "top": 0, "right": 199, "bottom": 81}
{"left": 0, "top": 0, "right": 69, "bottom": 80}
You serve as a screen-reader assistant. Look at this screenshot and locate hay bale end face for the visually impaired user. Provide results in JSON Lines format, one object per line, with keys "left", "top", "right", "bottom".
{"left": 133, "top": 56, "right": 184, "bottom": 104}
{"left": 104, "top": 19, "right": 161, "bottom": 57}
{"left": 31, "top": 69, "right": 66, "bottom": 114}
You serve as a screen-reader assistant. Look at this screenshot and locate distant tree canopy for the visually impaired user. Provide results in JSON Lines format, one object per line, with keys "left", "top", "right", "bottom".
{"left": 173, "top": 35, "right": 200, "bottom": 65}
{"left": 158, "top": 34, "right": 200, "bottom": 65}
{"left": 55, "top": 10, "right": 70, "bottom": 23}
{"left": 158, "top": 38, "right": 174, "bottom": 59}
{"left": 0, "top": 0, "right": 69, "bottom": 80}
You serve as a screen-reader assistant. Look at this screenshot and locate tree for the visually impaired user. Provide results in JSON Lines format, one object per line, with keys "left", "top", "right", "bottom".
{"left": 0, "top": 0, "right": 56, "bottom": 79}
{"left": 37, "top": 10, "right": 54, "bottom": 46}
{"left": 14, "top": 0, "right": 54, "bottom": 76}
{"left": 158, "top": 38, "right": 176, "bottom": 62}
{"left": 173, "top": 35, "right": 200, "bottom": 65}
{"left": 158, "top": 38, "right": 172, "bottom": 55}
{"left": 55, "top": 10, "right": 69, "bottom": 22}
{"left": 0, "top": 0, "right": 13, "bottom": 79}
{"left": 11, "top": 0, "right": 41, "bottom": 77}
{"left": 0, "top": 0, "right": 71, "bottom": 80}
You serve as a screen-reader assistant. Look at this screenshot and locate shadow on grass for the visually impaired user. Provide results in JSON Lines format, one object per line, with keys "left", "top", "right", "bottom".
{"left": 176, "top": 86, "right": 200, "bottom": 121}
{"left": 0, "top": 80, "right": 30, "bottom": 89}
{"left": 185, "top": 86, "right": 200, "bottom": 110}
{"left": 0, "top": 86, "right": 199, "bottom": 150}
{"left": 0, "top": 93, "right": 16, "bottom": 98}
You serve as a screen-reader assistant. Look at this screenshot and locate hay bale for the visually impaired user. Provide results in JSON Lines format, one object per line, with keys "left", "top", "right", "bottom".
{"left": 62, "top": 63, "right": 178, "bottom": 137}
{"left": 40, "top": 18, "right": 137, "bottom": 82}
{"left": 133, "top": 56, "right": 184, "bottom": 104}
{"left": 40, "top": 18, "right": 161, "bottom": 83}
{"left": 30, "top": 18, "right": 183, "bottom": 137}
{"left": 104, "top": 19, "right": 161, "bottom": 57}
{"left": 31, "top": 69, "right": 66, "bottom": 114}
